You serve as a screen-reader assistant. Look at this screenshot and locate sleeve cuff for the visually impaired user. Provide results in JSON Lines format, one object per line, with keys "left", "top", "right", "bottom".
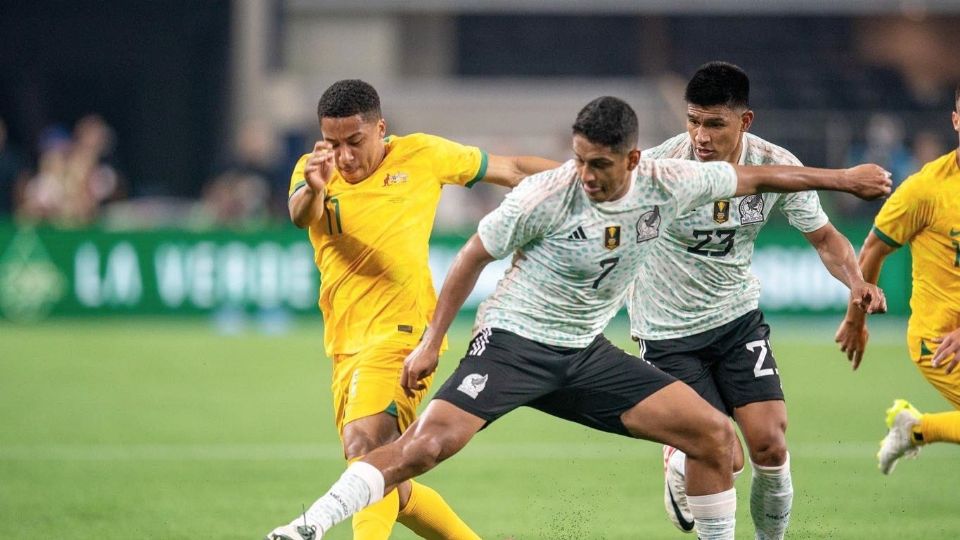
{"left": 465, "top": 151, "right": 489, "bottom": 188}
{"left": 288, "top": 181, "right": 307, "bottom": 200}
{"left": 872, "top": 226, "right": 902, "bottom": 248}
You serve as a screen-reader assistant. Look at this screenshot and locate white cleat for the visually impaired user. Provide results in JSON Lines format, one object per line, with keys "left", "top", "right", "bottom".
{"left": 663, "top": 445, "right": 696, "bottom": 533}
{"left": 265, "top": 523, "right": 320, "bottom": 540}
{"left": 878, "top": 399, "right": 922, "bottom": 475}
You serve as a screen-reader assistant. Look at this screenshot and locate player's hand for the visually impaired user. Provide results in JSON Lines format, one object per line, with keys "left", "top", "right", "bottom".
{"left": 850, "top": 282, "right": 887, "bottom": 315}
{"left": 304, "top": 141, "right": 334, "bottom": 194}
{"left": 835, "top": 317, "right": 869, "bottom": 370}
{"left": 401, "top": 342, "right": 441, "bottom": 398}
{"left": 930, "top": 327, "right": 960, "bottom": 373}
{"left": 843, "top": 164, "right": 892, "bottom": 200}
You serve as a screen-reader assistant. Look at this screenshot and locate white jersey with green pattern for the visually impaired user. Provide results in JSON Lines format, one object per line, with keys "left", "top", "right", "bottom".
{"left": 476, "top": 158, "right": 737, "bottom": 348}
{"left": 628, "top": 132, "right": 829, "bottom": 340}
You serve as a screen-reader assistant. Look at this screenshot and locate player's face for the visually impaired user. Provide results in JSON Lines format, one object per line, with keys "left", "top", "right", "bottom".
{"left": 686, "top": 104, "right": 753, "bottom": 164}
{"left": 320, "top": 114, "right": 387, "bottom": 183}
{"left": 572, "top": 134, "right": 640, "bottom": 203}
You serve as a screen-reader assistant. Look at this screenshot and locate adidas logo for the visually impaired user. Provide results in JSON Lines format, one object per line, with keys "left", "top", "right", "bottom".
{"left": 567, "top": 226, "right": 587, "bottom": 240}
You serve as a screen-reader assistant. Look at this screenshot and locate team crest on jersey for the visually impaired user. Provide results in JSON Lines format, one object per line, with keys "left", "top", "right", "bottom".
{"left": 383, "top": 172, "right": 408, "bottom": 187}
{"left": 457, "top": 373, "right": 488, "bottom": 399}
{"left": 739, "top": 195, "right": 765, "bottom": 224}
{"left": 636, "top": 206, "right": 661, "bottom": 243}
{"left": 713, "top": 200, "right": 731, "bottom": 224}
{"left": 604, "top": 226, "right": 621, "bottom": 250}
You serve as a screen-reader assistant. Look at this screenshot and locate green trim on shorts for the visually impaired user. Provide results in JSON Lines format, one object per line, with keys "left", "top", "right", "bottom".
{"left": 872, "top": 226, "right": 902, "bottom": 249}
{"left": 465, "top": 151, "right": 489, "bottom": 188}
{"left": 384, "top": 401, "right": 399, "bottom": 418}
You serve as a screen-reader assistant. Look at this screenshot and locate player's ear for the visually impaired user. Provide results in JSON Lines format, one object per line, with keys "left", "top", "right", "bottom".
{"left": 740, "top": 110, "right": 754, "bottom": 132}
{"left": 377, "top": 118, "right": 387, "bottom": 138}
{"left": 627, "top": 148, "right": 641, "bottom": 169}
{"left": 952, "top": 110, "right": 959, "bottom": 132}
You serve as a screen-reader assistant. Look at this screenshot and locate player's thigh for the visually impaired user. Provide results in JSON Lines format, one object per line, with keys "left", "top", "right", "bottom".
{"left": 620, "top": 380, "right": 731, "bottom": 454}
{"left": 712, "top": 311, "right": 784, "bottom": 411}
{"left": 640, "top": 337, "right": 726, "bottom": 414}
{"left": 910, "top": 335, "right": 960, "bottom": 409}
{"left": 332, "top": 341, "right": 429, "bottom": 438}
{"left": 432, "top": 328, "right": 563, "bottom": 426}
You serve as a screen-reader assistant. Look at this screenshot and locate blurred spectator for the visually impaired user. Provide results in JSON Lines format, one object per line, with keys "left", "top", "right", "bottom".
{"left": 198, "top": 120, "right": 283, "bottom": 227}
{"left": 18, "top": 115, "right": 123, "bottom": 227}
{"left": 839, "top": 113, "right": 916, "bottom": 217}
{"left": 0, "top": 118, "right": 29, "bottom": 216}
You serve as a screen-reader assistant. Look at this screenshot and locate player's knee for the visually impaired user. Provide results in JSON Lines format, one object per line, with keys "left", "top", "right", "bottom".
{"left": 403, "top": 434, "right": 447, "bottom": 475}
{"left": 690, "top": 412, "right": 736, "bottom": 467}
{"left": 343, "top": 432, "right": 390, "bottom": 461}
{"left": 748, "top": 433, "right": 788, "bottom": 467}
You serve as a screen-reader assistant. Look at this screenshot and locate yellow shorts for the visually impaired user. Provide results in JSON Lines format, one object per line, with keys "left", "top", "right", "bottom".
{"left": 331, "top": 340, "right": 434, "bottom": 436}
{"left": 907, "top": 331, "right": 960, "bottom": 410}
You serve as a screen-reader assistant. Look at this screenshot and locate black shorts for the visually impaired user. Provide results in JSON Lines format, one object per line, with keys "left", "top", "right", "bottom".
{"left": 637, "top": 310, "right": 784, "bottom": 416}
{"left": 433, "top": 328, "right": 677, "bottom": 436}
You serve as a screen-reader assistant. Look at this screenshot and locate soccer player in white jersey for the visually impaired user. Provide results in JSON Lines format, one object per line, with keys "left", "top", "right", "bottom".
{"left": 265, "top": 96, "right": 891, "bottom": 540}
{"left": 628, "top": 62, "right": 887, "bottom": 539}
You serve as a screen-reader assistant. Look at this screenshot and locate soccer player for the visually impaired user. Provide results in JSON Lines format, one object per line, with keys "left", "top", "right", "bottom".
{"left": 628, "top": 62, "right": 886, "bottom": 539}
{"left": 835, "top": 84, "right": 960, "bottom": 475}
{"left": 286, "top": 79, "right": 558, "bottom": 540}
{"left": 265, "top": 96, "right": 891, "bottom": 540}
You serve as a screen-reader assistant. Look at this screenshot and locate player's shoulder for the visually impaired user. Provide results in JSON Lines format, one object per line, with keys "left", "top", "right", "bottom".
{"left": 642, "top": 133, "right": 691, "bottom": 160}
{"left": 911, "top": 150, "right": 958, "bottom": 184}
{"left": 388, "top": 132, "right": 462, "bottom": 152}
{"left": 742, "top": 133, "right": 801, "bottom": 166}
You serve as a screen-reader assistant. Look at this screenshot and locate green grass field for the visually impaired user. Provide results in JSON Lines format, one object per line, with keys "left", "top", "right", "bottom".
{"left": 1, "top": 315, "right": 956, "bottom": 539}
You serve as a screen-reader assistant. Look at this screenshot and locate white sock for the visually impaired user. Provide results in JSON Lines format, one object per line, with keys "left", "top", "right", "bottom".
{"left": 688, "top": 487, "right": 736, "bottom": 540}
{"left": 750, "top": 452, "right": 793, "bottom": 540}
{"left": 294, "top": 462, "right": 386, "bottom": 533}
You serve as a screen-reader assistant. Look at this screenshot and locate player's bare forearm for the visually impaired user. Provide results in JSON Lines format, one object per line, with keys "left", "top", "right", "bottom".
{"left": 843, "top": 231, "right": 896, "bottom": 320}
{"left": 733, "top": 164, "right": 891, "bottom": 199}
{"left": 805, "top": 224, "right": 861, "bottom": 290}
{"left": 288, "top": 186, "right": 325, "bottom": 229}
{"left": 422, "top": 235, "right": 496, "bottom": 349}
{"left": 483, "top": 154, "right": 559, "bottom": 188}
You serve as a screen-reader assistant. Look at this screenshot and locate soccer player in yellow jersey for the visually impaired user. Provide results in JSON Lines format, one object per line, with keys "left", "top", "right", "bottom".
{"left": 835, "top": 84, "right": 960, "bottom": 474}
{"left": 277, "top": 79, "right": 557, "bottom": 540}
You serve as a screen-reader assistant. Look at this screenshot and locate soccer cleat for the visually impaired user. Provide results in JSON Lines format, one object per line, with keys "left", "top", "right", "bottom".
{"left": 663, "top": 445, "right": 696, "bottom": 533}
{"left": 265, "top": 523, "right": 319, "bottom": 540}
{"left": 877, "top": 399, "right": 922, "bottom": 475}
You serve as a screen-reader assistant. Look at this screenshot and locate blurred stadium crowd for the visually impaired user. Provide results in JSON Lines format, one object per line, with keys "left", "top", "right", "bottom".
{"left": 0, "top": 2, "right": 957, "bottom": 233}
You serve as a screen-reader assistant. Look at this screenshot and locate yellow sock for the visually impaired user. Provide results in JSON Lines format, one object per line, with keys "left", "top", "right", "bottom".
{"left": 352, "top": 488, "right": 398, "bottom": 540}
{"left": 917, "top": 411, "right": 960, "bottom": 444}
{"left": 397, "top": 480, "right": 481, "bottom": 540}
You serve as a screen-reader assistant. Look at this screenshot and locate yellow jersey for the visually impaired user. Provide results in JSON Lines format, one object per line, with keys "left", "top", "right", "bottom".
{"left": 289, "top": 133, "right": 488, "bottom": 356}
{"left": 873, "top": 150, "right": 960, "bottom": 347}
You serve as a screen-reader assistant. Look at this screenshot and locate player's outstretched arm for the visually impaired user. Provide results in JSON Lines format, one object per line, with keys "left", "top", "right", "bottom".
{"left": 289, "top": 141, "right": 333, "bottom": 228}
{"left": 482, "top": 154, "right": 560, "bottom": 188}
{"left": 402, "top": 234, "right": 496, "bottom": 395}
{"left": 732, "top": 163, "right": 892, "bottom": 200}
{"left": 804, "top": 223, "right": 887, "bottom": 315}
{"left": 835, "top": 231, "right": 898, "bottom": 369}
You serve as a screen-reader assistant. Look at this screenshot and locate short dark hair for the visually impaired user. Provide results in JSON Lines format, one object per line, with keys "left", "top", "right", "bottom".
{"left": 317, "top": 79, "right": 382, "bottom": 121}
{"left": 571, "top": 96, "right": 638, "bottom": 154}
{"left": 685, "top": 61, "right": 750, "bottom": 110}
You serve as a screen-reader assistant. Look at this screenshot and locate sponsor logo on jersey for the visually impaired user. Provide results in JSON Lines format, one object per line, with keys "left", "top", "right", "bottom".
{"left": 567, "top": 226, "right": 588, "bottom": 240}
{"left": 604, "top": 225, "right": 621, "bottom": 250}
{"left": 636, "top": 206, "right": 661, "bottom": 243}
{"left": 739, "top": 195, "right": 765, "bottom": 224}
{"left": 713, "top": 200, "right": 730, "bottom": 224}
{"left": 383, "top": 172, "right": 408, "bottom": 187}
{"left": 457, "top": 373, "right": 488, "bottom": 399}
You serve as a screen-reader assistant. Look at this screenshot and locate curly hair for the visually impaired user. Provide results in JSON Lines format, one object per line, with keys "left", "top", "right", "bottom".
{"left": 317, "top": 79, "right": 382, "bottom": 121}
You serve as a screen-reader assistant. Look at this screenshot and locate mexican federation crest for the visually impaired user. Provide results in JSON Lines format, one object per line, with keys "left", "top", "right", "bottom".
{"left": 636, "top": 206, "right": 661, "bottom": 243}
{"left": 457, "top": 373, "right": 488, "bottom": 399}
{"left": 738, "top": 195, "right": 765, "bottom": 224}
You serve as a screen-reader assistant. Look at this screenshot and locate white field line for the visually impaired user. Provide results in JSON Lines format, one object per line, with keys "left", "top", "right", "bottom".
{"left": 0, "top": 440, "right": 941, "bottom": 461}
